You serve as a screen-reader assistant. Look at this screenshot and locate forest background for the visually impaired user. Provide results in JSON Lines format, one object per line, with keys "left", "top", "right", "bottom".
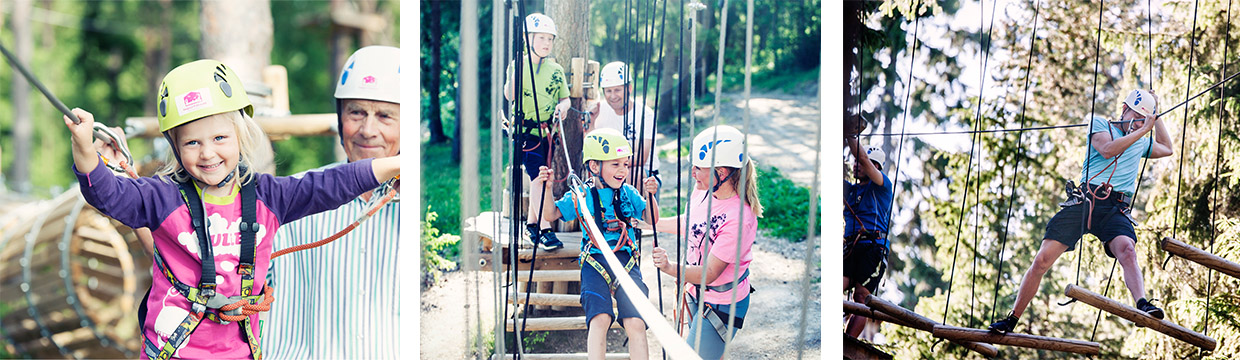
{"left": 850, "top": 0, "right": 1240, "bottom": 358}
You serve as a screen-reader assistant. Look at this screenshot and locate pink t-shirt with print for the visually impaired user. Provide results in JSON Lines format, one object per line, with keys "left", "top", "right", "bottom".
{"left": 682, "top": 189, "right": 757, "bottom": 305}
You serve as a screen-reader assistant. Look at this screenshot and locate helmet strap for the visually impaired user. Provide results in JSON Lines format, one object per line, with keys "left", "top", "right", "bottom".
{"left": 710, "top": 167, "right": 735, "bottom": 194}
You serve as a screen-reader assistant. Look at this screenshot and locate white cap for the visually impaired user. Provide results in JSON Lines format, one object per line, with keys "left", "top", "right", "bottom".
{"left": 600, "top": 61, "right": 627, "bottom": 88}
{"left": 525, "top": 13, "right": 557, "bottom": 37}
{"left": 691, "top": 125, "right": 747, "bottom": 168}
{"left": 335, "top": 45, "right": 400, "bottom": 104}
{"left": 1124, "top": 89, "right": 1156, "bottom": 117}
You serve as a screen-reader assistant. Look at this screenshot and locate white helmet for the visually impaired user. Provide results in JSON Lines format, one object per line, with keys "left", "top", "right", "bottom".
{"left": 335, "top": 45, "right": 400, "bottom": 104}
{"left": 1124, "top": 89, "right": 1156, "bottom": 118}
{"left": 600, "top": 61, "right": 627, "bottom": 88}
{"left": 863, "top": 145, "right": 886, "bottom": 168}
{"left": 525, "top": 13, "right": 557, "bottom": 37}
{"left": 692, "top": 125, "right": 747, "bottom": 168}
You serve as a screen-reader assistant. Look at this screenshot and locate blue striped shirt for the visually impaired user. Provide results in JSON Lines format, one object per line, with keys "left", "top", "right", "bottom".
{"left": 262, "top": 163, "right": 400, "bottom": 359}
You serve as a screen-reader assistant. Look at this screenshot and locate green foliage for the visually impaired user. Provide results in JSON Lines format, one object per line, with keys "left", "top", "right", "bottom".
{"left": 422, "top": 207, "right": 461, "bottom": 288}
{"left": 420, "top": 129, "right": 497, "bottom": 236}
{"left": 755, "top": 166, "right": 818, "bottom": 242}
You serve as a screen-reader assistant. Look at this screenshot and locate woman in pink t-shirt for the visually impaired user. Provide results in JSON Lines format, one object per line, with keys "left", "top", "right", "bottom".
{"left": 648, "top": 125, "right": 763, "bottom": 359}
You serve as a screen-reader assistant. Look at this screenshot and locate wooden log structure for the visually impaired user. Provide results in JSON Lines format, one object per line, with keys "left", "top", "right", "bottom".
{"left": 843, "top": 300, "right": 907, "bottom": 326}
{"left": 862, "top": 296, "right": 998, "bottom": 358}
{"left": 843, "top": 334, "right": 893, "bottom": 360}
{"left": 932, "top": 325, "right": 1100, "bottom": 355}
{"left": 1160, "top": 237, "right": 1240, "bottom": 280}
{"left": 1064, "top": 284, "right": 1217, "bottom": 351}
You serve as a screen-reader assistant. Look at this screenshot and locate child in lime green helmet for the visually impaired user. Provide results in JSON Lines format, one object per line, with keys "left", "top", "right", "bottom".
{"left": 64, "top": 59, "right": 399, "bottom": 359}
{"left": 530, "top": 128, "right": 658, "bottom": 360}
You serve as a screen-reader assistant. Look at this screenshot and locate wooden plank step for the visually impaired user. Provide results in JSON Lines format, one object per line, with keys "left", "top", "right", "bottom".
{"left": 516, "top": 270, "right": 580, "bottom": 283}
{"left": 862, "top": 296, "right": 998, "bottom": 358}
{"left": 505, "top": 316, "right": 621, "bottom": 331}
{"left": 494, "top": 353, "right": 629, "bottom": 360}
{"left": 1064, "top": 284, "right": 1216, "bottom": 350}
{"left": 509, "top": 293, "right": 581, "bottom": 307}
{"left": 933, "top": 325, "right": 1100, "bottom": 355}
{"left": 1160, "top": 237, "right": 1240, "bottom": 280}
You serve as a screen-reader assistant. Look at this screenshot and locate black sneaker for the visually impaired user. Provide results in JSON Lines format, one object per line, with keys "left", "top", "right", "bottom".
{"left": 988, "top": 313, "right": 1018, "bottom": 334}
{"left": 1136, "top": 298, "right": 1165, "bottom": 320}
{"left": 539, "top": 230, "right": 564, "bottom": 251}
{"left": 524, "top": 224, "right": 540, "bottom": 248}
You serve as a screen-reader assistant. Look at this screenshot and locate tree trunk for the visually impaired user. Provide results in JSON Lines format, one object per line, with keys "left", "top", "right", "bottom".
{"left": 144, "top": 0, "right": 174, "bottom": 117}
{"left": 428, "top": 0, "right": 447, "bottom": 143}
{"left": 11, "top": 0, "right": 32, "bottom": 193}
{"left": 546, "top": 0, "right": 589, "bottom": 200}
{"left": 200, "top": 0, "right": 276, "bottom": 174}
{"left": 200, "top": 0, "right": 272, "bottom": 84}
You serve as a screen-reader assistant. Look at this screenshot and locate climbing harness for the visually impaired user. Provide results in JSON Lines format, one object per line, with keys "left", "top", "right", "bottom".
{"left": 142, "top": 178, "right": 270, "bottom": 360}
{"left": 577, "top": 187, "right": 640, "bottom": 292}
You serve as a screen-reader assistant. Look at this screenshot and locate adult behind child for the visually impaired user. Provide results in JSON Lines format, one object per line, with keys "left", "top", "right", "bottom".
{"left": 531, "top": 128, "right": 658, "bottom": 360}
{"left": 588, "top": 61, "right": 661, "bottom": 187}
{"left": 261, "top": 45, "right": 401, "bottom": 359}
{"left": 504, "top": 12, "right": 572, "bottom": 251}
{"left": 646, "top": 125, "right": 762, "bottom": 360}
{"left": 65, "top": 60, "right": 399, "bottom": 359}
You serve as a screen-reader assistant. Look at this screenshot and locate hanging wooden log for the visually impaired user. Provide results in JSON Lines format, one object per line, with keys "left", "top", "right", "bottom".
{"left": 1160, "top": 237, "right": 1240, "bottom": 280}
{"left": 843, "top": 300, "right": 906, "bottom": 326}
{"left": 932, "top": 325, "right": 1101, "bottom": 355}
{"left": 1064, "top": 284, "right": 1216, "bottom": 351}
{"left": 863, "top": 295, "right": 999, "bottom": 358}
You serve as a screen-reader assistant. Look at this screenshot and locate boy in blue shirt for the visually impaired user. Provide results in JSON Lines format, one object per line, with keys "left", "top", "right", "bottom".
{"left": 843, "top": 136, "right": 893, "bottom": 338}
{"left": 532, "top": 128, "right": 659, "bottom": 360}
{"left": 989, "top": 89, "right": 1174, "bottom": 333}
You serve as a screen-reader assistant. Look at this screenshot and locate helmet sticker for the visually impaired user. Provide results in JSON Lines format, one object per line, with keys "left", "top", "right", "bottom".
{"left": 697, "top": 139, "right": 733, "bottom": 160}
{"left": 176, "top": 88, "right": 214, "bottom": 116}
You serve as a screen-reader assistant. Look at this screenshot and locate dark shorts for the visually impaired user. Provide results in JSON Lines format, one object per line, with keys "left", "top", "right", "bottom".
{"left": 520, "top": 133, "right": 551, "bottom": 180}
{"left": 843, "top": 240, "right": 888, "bottom": 293}
{"left": 580, "top": 252, "right": 648, "bottom": 328}
{"left": 1043, "top": 198, "right": 1136, "bottom": 258}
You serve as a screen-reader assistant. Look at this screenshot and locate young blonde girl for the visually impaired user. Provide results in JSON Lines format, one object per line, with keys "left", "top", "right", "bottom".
{"left": 648, "top": 125, "right": 762, "bottom": 360}
{"left": 65, "top": 60, "right": 398, "bottom": 359}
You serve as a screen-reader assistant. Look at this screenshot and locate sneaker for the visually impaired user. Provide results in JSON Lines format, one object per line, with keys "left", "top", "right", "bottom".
{"left": 1136, "top": 298, "right": 1165, "bottom": 320}
{"left": 987, "top": 313, "right": 1019, "bottom": 334}
{"left": 539, "top": 230, "right": 564, "bottom": 251}
{"left": 523, "top": 225, "right": 539, "bottom": 248}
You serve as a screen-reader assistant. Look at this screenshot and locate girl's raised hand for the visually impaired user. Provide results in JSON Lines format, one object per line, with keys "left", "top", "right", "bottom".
{"left": 534, "top": 166, "right": 554, "bottom": 184}
{"left": 64, "top": 108, "right": 96, "bottom": 147}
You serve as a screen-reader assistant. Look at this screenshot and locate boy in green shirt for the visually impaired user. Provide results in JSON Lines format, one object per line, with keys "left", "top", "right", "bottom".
{"left": 504, "top": 12, "right": 571, "bottom": 250}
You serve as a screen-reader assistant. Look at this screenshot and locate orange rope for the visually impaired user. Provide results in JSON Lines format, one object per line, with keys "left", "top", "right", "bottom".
{"left": 218, "top": 285, "right": 276, "bottom": 322}
{"left": 271, "top": 186, "right": 398, "bottom": 259}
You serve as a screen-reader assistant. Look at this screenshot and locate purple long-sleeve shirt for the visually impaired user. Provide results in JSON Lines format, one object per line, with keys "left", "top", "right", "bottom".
{"left": 74, "top": 157, "right": 379, "bottom": 359}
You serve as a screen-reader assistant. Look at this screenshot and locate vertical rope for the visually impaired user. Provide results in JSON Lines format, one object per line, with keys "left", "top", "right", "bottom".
{"left": 939, "top": 0, "right": 999, "bottom": 329}
{"left": 720, "top": 0, "right": 754, "bottom": 356}
{"left": 1172, "top": 0, "right": 1201, "bottom": 243}
{"left": 991, "top": 0, "right": 1041, "bottom": 323}
{"left": 692, "top": 0, "right": 729, "bottom": 351}
{"left": 1203, "top": 0, "right": 1232, "bottom": 350}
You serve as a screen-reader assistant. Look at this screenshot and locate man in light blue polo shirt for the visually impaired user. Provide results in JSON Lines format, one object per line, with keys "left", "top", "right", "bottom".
{"left": 989, "top": 89, "right": 1174, "bottom": 334}
{"left": 262, "top": 45, "right": 401, "bottom": 358}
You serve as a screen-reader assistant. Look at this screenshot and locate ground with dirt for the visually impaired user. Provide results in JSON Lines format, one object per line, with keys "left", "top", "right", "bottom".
{"left": 419, "top": 234, "right": 821, "bottom": 359}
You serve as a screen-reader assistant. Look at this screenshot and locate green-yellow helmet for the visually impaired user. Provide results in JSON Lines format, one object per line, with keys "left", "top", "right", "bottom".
{"left": 583, "top": 128, "right": 632, "bottom": 162}
{"left": 157, "top": 60, "right": 254, "bottom": 132}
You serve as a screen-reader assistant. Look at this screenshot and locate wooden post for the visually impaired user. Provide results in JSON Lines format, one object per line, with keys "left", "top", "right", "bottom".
{"left": 843, "top": 334, "right": 893, "bottom": 360}
{"left": 863, "top": 295, "right": 999, "bottom": 358}
{"left": 1161, "top": 237, "right": 1240, "bottom": 280}
{"left": 569, "top": 58, "right": 585, "bottom": 98}
{"left": 932, "top": 325, "right": 1101, "bottom": 355}
{"left": 1064, "top": 284, "right": 1217, "bottom": 350}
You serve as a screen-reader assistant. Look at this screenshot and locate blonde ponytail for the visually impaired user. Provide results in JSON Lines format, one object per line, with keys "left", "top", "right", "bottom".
{"left": 727, "top": 161, "right": 764, "bottom": 218}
